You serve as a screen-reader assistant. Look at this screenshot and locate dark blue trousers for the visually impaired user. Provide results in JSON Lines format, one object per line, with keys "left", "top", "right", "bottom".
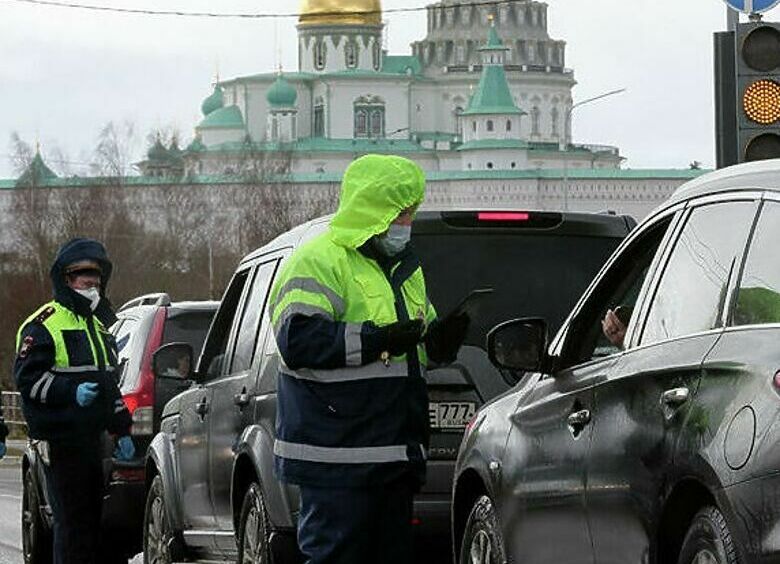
{"left": 297, "top": 479, "right": 415, "bottom": 564}
{"left": 44, "top": 441, "right": 104, "bottom": 564}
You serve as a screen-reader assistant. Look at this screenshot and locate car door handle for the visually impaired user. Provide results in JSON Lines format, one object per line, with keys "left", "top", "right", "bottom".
{"left": 234, "top": 388, "right": 250, "bottom": 409}
{"left": 567, "top": 409, "right": 591, "bottom": 427}
{"left": 661, "top": 387, "right": 690, "bottom": 407}
{"left": 195, "top": 398, "right": 210, "bottom": 419}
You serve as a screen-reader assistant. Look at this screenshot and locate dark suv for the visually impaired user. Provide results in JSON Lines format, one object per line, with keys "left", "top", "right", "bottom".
{"left": 143, "top": 209, "right": 634, "bottom": 563}
{"left": 21, "top": 294, "right": 217, "bottom": 564}
{"left": 453, "top": 161, "right": 780, "bottom": 564}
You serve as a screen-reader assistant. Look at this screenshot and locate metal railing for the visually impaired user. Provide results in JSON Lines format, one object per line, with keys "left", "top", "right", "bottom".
{"left": 1, "top": 391, "right": 26, "bottom": 429}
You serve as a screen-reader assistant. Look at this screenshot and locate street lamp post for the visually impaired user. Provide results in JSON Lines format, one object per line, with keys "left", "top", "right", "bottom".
{"left": 563, "top": 87, "right": 627, "bottom": 211}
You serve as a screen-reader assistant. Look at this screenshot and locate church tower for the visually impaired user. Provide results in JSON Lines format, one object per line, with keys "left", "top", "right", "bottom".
{"left": 298, "top": 0, "right": 385, "bottom": 73}
{"left": 266, "top": 73, "right": 299, "bottom": 143}
{"left": 459, "top": 21, "right": 528, "bottom": 171}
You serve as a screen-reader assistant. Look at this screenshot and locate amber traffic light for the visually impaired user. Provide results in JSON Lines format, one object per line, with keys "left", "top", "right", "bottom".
{"left": 735, "top": 22, "right": 780, "bottom": 163}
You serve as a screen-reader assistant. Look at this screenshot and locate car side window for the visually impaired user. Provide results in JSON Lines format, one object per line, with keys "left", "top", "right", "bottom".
{"left": 559, "top": 216, "right": 673, "bottom": 369}
{"left": 732, "top": 201, "right": 780, "bottom": 326}
{"left": 198, "top": 269, "right": 251, "bottom": 381}
{"left": 641, "top": 201, "right": 756, "bottom": 345}
{"left": 230, "top": 260, "right": 279, "bottom": 373}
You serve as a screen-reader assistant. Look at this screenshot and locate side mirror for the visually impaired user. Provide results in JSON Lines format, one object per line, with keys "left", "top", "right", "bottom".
{"left": 486, "top": 318, "right": 549, "bottom": 372}
{"left": 153, "top": 343, "right": 194, "bottom": 381}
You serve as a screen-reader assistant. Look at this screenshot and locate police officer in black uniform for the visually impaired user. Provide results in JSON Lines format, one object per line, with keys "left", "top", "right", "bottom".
{"left": 14, "top": 239, "right": 134, "bottom": 564}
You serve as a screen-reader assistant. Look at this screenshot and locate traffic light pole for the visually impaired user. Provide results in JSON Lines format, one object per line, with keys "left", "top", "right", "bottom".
{"left": 727, "top": 7, "right": 739, "bottom": 31}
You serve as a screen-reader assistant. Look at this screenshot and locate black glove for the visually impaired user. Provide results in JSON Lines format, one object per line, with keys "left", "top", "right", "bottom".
{"left": 384, "top": 319, "right": 426, "bottom": 357}
{"left": 425, "top": 313, "right": 470, "bottom": 365}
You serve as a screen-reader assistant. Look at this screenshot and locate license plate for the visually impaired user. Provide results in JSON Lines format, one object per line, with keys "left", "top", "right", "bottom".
{"left": 429, "top": 402, "right": 476, "bottom": 430}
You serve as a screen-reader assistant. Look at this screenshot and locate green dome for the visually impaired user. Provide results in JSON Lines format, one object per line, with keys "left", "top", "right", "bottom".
{"left": 186, "top": 135, "right": 206, "bottom": 153}
{"left": 198, "top": 105, "right": 245, "bottom": 129}
{"left": 267, "top": 74, "right": 298, "bottom": 108}
{"left": 201, "top": 85, "right": 224, "bottom": 116}
{"left": 147, "top": 138, "right": 169, "bottom": 161}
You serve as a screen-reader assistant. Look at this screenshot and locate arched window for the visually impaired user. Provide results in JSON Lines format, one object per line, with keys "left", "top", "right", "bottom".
{"left": 272, "top": 116, "right": 279, "bottom": 140}
{"left": 354, "top": 109, "right": 369, "bottom": 137}
{"left": 314, "top": 97, "right": 325, "bottom": 137}
{"left": 314, "top": 40, "right": 327, "bottom": 71}
{"left": 487, "top": 162, "right": 494, "bottom": 169}
{"left": 345, "top": 40, "right": 359, "bottom": 69}
{"left": 551, "top": 107, "right": 559, "bottom": 136}
{"left": 487, "top": 120, "right": 494, "bottom": 132}
{"left": 506, "top": 120, "right": 512, "bottom": 132}
{"left": 472, "top": 121, "right": 477, "bottom": 133}
{"left": 354, "top": 95, "right": 385, "bottom": 138}
{"left": 531, "top": 106, "right": 540, "bottom": 136}
{"left": 373, "top": 41, "right": 382, "bottom": 71}
{"left": 453, "top": 106, "right": 464, "bottom": 137}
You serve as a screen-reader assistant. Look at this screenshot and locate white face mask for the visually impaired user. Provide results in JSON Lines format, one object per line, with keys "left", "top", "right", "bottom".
{"left": 376, "top": 224, "right": 412, "bottom": 256}
{"left": 75, "top": 287, "right": 101, "bottom": 311}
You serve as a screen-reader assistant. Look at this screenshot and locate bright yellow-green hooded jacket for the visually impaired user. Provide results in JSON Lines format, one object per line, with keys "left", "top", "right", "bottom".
{"left": 269, "top": 154, "right": 437, "bottom": 487}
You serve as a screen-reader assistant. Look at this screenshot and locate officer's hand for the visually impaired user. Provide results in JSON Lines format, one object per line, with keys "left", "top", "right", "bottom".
{"left": 384, "top": 319, "right": 425, "bottom": 357}
{"left": 425, "top": 313, "right": 470, "bottom": 365}
{"left": 75, "top": 382, "right": 100, "bottom": 407}
{"left": 0, "top": 442, "right": 6, "bottom": 460}
{"left": 113, "top": 436, "right": 135, "bottom": 461}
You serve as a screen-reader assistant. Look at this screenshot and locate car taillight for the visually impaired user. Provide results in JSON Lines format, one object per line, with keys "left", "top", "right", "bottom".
{"left": 478, "top": 212, "right": 530, "bottom": 222}
{"left": 111, "top": 467, "right": 145, "bottom": 482}
{"left": 122, "top": 308, "right": 167, "bottom": 437}
{"left": 441, "top": 210, "right": 563, "bottom": 229}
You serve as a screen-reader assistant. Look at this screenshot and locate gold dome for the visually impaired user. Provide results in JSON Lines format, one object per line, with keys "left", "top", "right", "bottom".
{"left": 299, "top": 0, "right": 382, "bottom": 27}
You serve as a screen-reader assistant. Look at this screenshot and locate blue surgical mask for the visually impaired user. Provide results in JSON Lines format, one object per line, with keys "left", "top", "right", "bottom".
{"left": 376, "top": 224, "right": 411, "bottom": 256}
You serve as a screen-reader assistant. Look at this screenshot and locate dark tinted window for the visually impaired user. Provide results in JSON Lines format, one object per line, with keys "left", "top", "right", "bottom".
{"left": 231, "top": 261, "right": 278, "bottom": 373}
{"left": 163, "top": 310, "right": 216, "bottom": 358}
{"left": 642, "top": 202, "right": 756, "bottom": 344}
{"left": 415, "top": 233, "right": 622, "bottom": 347}
{"left": 733, "top": 202, "right": 780, "bottom": 326}
{"left": 560, "top": 217, "right": 673, "bottom": 367}
{"left": 198, "top": 269, "right": 251, "bottom": 380}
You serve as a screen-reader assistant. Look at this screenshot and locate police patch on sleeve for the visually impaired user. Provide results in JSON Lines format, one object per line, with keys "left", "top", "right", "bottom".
{"left": 19, "top": 335, "right": 34, "bottom": 358}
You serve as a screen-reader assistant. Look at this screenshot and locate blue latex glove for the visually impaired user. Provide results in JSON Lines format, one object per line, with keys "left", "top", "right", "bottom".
{"left": 75, "top": 382, "right": 99, "bottom": 407}
{"left": 0, "top": 442, "right": 6, "bottom": 459}
{"left": 114, "top": 436, "right": 135, "bottom": 461}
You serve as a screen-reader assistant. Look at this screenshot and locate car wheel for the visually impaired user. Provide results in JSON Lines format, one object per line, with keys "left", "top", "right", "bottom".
{"left": 237, "top": 483, "right": 271, "bottom": 564}
{"left": 459, "top": 495, "right": 507, "bottom": 564}
{"left": 143, "top": 476, "right": 173, "bottom": 564}
{"left": 677, "top": 506, "right": 739, "bottom": 564}
{"left": 22, "top": 467, "right": 52, "bottom": 564}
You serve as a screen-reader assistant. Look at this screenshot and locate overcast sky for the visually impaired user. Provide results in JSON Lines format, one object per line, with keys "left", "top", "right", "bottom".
{"left": 1, "top": 0, "right": 778, "bottom": 178}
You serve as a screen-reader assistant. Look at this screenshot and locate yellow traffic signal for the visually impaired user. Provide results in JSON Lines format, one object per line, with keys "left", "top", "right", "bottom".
{"left": 743, "top": 79, "right": 780, "bottom": 125}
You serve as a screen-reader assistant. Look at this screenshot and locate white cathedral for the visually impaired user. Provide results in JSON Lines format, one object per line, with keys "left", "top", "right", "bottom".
{"left": 160, "top": 0, "right": 627, "bottom": 178}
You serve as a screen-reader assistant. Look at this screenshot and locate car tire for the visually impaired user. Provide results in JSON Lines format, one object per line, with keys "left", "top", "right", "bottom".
{"left": 459, "top": 495, "right": 507, "bottom": 564}
{"left": 143, "top": 475, "right": 173, "bottom": 564}
{"left": 237, "top": 482, "right": 271, "bottom": 564}
{"left": 22, "top": 467, "right": 52, "bottom": 564}
{"left": 677, "top": 506, "right": 739, "bottom": 564}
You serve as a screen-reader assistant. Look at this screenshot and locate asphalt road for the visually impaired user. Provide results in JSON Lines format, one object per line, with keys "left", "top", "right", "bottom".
{"left": 0, "top": 463, "right": 23, "bottom": 564}
{"left": 0, "top": 458, "right": 447, "bottom": 564}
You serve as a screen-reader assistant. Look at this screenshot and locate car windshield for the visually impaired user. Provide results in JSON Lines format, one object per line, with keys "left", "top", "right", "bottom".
{"left": 414, "top": 233, "right": 622, "bottom": 349}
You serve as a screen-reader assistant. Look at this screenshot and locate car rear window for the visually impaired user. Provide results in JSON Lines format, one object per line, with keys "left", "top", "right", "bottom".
{"left": 163, "top": 310, "right": 216, "bottom": 358}
{"left": 414, "top": 233, "right": 622, "bottom": 348}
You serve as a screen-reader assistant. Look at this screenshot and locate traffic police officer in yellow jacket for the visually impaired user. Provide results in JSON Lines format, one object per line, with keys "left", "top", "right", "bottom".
{"left": 269, "top": 155, "right": 469, "bottom": 563}
{"left": 14, "top": 238, "right": 134, "bottom": 564}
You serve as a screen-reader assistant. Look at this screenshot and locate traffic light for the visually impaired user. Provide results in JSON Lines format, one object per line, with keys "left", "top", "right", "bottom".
{"left": 736, "top": 21, "right": 780, "bottom": 163}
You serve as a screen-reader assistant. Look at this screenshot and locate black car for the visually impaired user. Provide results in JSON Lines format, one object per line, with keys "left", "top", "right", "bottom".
{"left": 453, "top": 161, "right": 780, "bottom": 564}
{"left": 142, "top": 208, "right": 633, "bottom": 564}
{"left": 21, "top": 294, "right": 217, "bottom": 564}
